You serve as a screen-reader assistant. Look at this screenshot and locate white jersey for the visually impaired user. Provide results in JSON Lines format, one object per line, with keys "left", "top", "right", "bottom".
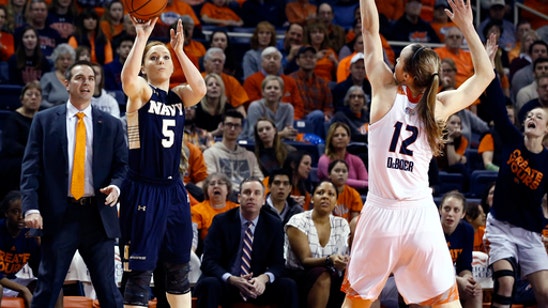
{"left": 368, "top": 86, "right": 432, "bottom": 200}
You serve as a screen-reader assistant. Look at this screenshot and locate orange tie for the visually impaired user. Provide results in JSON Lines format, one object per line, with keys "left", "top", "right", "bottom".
{"left": 71, "top": 112, "right": 86, "bottom": 200}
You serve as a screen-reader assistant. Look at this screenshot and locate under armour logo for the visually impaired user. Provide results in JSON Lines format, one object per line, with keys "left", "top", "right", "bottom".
{"left": 137, "top": 205, "right": 146, "bottom": 211}
{"left": 405, "top": 107, "right": 416, "bottom": 116}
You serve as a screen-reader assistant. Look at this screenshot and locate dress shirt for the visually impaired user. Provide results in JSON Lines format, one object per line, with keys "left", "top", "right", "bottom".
{"left": 66, "top": 102, "right": 94, "bottom": 197}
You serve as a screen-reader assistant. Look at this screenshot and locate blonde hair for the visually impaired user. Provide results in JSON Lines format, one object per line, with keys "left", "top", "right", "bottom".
{"left": 200, "top": 73, "right": 228, "bottom": 114}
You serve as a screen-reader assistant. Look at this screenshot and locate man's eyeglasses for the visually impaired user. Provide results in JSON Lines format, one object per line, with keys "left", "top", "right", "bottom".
{"left": 224, "top": 122, "right": 242, "bottom": 129}
{"left": 209, "top": 181, "right": 227, "bottom": 186}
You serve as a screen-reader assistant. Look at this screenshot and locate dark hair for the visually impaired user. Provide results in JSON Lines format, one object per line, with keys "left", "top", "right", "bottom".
{"left": 91, "top": 62, "right": 104, "bottom": 89}
{"left": 482, "top": 19, "right": 503, "bottom": 39}
{"left": 65, "top": 60, "right": 95, "bottom": 80}
{"left": 528, "top": 40, "right": 548, "bottom": 55}
{"left": 404, "top": 44, "right": 443, "bottom": 156}
{"left": 328, "top": 159, "right": 349, "bottom": 174}
{"left": 14, "top": 26, "right": 46, "bottom": 71}
{"left": 465, "top": 202, "right": 482, "bottom": 221}
{"left": 313, "top": 180, "right": 339, "bottom": 199}
{"left": 222, "top": 109, "right": 244, "bottom": 122}
{"left": 480, "top": 181, "right": 495, "bottom": 215}
{"left": 239, "top": 176, "right": 265, "bottom": 195}
{"left": 533, "top": 57, "right": 548, "bottom": 71}
{"left": 1, "top": 191, "right": 21, "bottom": 217}
{"left": 254, "top": 118, "right": 288, "bottom": 171}
{"left": 283, "top": 150, "right": 311, "bottom": 196}
{"left": 268, "top": 168, "right": 293, "bottom": 187}
{"left": 73, "top": 9, "right": 109, "bottom": 64}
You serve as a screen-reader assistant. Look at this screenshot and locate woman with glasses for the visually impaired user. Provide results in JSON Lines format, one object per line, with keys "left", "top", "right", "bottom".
{"left": 331, "top": 86, "right": 370, "bottom": 143}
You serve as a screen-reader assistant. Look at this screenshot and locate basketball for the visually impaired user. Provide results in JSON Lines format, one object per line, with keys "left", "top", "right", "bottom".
{"left": 124, "top": 0, "right": 167, "bottom": 22}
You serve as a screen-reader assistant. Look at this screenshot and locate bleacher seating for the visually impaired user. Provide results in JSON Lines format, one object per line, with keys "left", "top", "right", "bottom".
{"left": 1, "top": 297, "right": 25, "bottom": 308}
{"left": 437, "top": 171, "right": 465, "bottom": 196}
{"left": 0, "top": 84, "right": 23, "bottom": 111}
{"left": 466, "top": 148, "right": 484, "bottom": 171}
{"left": 468, "top": 170, "right": 498, "bottom": 198}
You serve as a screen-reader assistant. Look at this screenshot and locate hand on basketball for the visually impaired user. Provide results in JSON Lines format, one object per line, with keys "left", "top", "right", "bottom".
{"left": 131, "top": 16, "right": 157, "bottom": 38}
{"left": 170, "top": 19, "right": 185, "bottom": 54}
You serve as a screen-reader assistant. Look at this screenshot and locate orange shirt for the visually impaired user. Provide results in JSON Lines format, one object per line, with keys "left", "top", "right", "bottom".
{"left": 201, "top": 71, "right": 249, "bottom": 107}
{"left": 183, "top": 141, "right": 208, "bottom": 185}
{"left": 477, "top": 133, "right": 494, "bottom": 155}
{"left": 285, "top": 2, "right": 317, "bottom": 25}
{"left": 336, "top": 35, "right": 393, "bottom": 81}
{"left": 314, "top": 48, "right": 337, "bottom": 82}
{"left": 430, "top": 20, "right": 457, "bottom": 42}
{"left": 243, "top": 72, "right": 305, "bottom": 119}
{"left": 159, "top": 0, "right": 201, "bottom": 27}
{"left": 434, "top": 46, "right": 474, "bottom": 87}
{"left": 0, "top": 31, "right": 14, "bottom": 61}
{"left": 375, "top": 0, "right": 404, "bottom": 21}
{"left": 68, "top": 35, "right": 113, "bottom": 64}
{"left": 169, "top": 41, "right": 205, "bottom": 88}
{"left": 200, "top": 2, "right": 241, "bottom": 25}
{"left": 333, "top": 185, "right": 363, "bottom": 222}
{"left": 191, "top": 200, "right": 239, "bottom": 240}
{"left": 100, "top": 20, "right": 123, "bottom": 42}
{"left": 473, "top": 226, "right": 486, "bottom": 252}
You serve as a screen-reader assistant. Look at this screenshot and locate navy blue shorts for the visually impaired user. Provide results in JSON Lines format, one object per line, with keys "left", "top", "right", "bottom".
{"left": 120, "top": 177, "right": 192, "bottom": 271}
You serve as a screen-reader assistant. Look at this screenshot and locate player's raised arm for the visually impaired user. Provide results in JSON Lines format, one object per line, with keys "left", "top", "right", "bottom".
{"left": 436, "top": 0, "right": 494, "bottom": 119}
{"left": 121, "top": 17, "right": 158, "bottom": 113}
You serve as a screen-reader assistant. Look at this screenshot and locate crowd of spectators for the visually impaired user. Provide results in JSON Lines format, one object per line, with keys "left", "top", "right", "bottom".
{"left": 1, "top": 0, "right": 548, "bottom": 306}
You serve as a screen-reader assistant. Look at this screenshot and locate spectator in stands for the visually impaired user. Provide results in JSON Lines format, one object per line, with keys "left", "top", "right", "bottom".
{"left": 279, "top": 23, "right": 304, "bottom": 74}
{"left": 331, "top": 86, "right": 369, "bottom": 143}
{"left": 0, "top": 81, "right": 41, "bottom": 199}
{"left": 511, "top": 40, "right": 548, "bottom": 101}
{"left": 206, "top": 30, "right": 239, "bottom": 77}
{"left": 478, "top": 0, "right": 516, "bottom": 51}
{"left": 75, "top": 45, "right": 90, "bottom": 61}
{"left": 318, "top": 122, "right": 368, "bottom": 193}
{"left": 194, "top": 177, "right": 299, "bottom": 308}
{"left": 112, "top": 14, "right": 136, "bottom": 49}
{"left": 245, "top": 75, "right": 297, "bottom": 141}
{"left": 389, "top": 0, "right": 440, "bottom": 54}
{"left": 203, "top": 110, "right": 264, "bottom": 193}
{"left": 508, "top": 20, "right": 533, "bottom": 63}
{"left": 263, "top": 168, "right": 303, "bottom": 226}
{"left": 328, "top": 159, "right": 363, "bottom": 222}
{"left": 336, "top": 33, "right": 376, "bottom": 83}
{"left": 0, "top": 191, "right": 45, "bottom": 307}
{"left": 243, "top": 47, "right": 305, "bottom": 119}
{"left": 430, "top": 0, "right": 455, "bottom": 41}
{"left": 290, "top": 45, "right": 333, "bottom": 139}
{"left": 253, "top": 118, "right": 296, "bottom": 177}
{"left": 465, "top": 202, "right": 487, "bottom": 253}
{"left": 375, "top": 0, "right": 404, "bottom": 24}
{"left": 184, "top": 105, "right": 215, "bottom": 151}
{"left": 240, "top": 0, "right": 286, "bottom": 28}
{"left": 14, "top": 0, "right": 62, "bottom": 59}
{"left": 195, "top": 73, "right": 235, "bottom": 136}
{"left": 180, "top": 15, "right": 205, "bottom": 66}
{"left": 285, "top": 0, "right": 316, "bottom": 25}
{"left": 104, "top": 34, "right": 133, "bottom": 92}
{"left": 331, "top": 0, "right": 359, "bottom": 31}
{"left": 90, "top": 62, "right": 120, "bottom": 118}
{"left": 333, "top": 52, "right": 372, "bottom": 110}
{"left": 439, "top": 58, "right": 490, "bottom": 144}
{"left": 242, "top": 21, "right": 277, "bottom": 80}
{"left": 509, "top": 31, "right": 541, "bottom": 80}
{"left": 190, "top": 172, "right": 239, "bottom": 254}
{"left": 316, "top": 3, "right": 345, "bottom": 53}
{"left": 478, "top": 100, "right": 515, "bottom": 172}
{"left": 518, "top": 74, "right": 548, "bottom": 125}
{"left": 68, "top": 9, "right": 113, "bottom": 65}
{"left": 285, "top": 180, "right": 350, "bottom": 308}
{"left": 46, "top": 0, "right": 77, "bottom": 41}
{"left": 340, "top": 17, "right": 361, "bottom": 60}
{"left": 0, "top": 5, "right": 14, "bottom": 63}
{"left": 439, "top": 191, "right": 483, "bottom": 308}
{"left": 100, "top": 0, "right": 124, "bottom": 41}
{"left": 8, "top": 26, "right": 51, "bottom": 86}
{"left": 436, "top": 113, "right": 470, "bottom": 180}
{"left": 180, "top": 139, "right": 208, "bottom": 203}
{"left": 435, "top": 27, "right": 473, "bottom": 88}
{"left": 283, "top": 150, "right": 313, "bottom": 210}
{"left": 5, "top": 0, "right": 25, "bottom": 33}
{"left": 516, "top": 57, "right": 548, "bottom": 111}
{"left": 40, "top": 43, "right": 74, "bottom": 107}
{"left": 303, "top": 20, "right": 338, "bottom": 82}
{"left": 200, "top": 0, "right": 243, "bottom": 27}
{"left": 158, "top": 0, "right": 201, "bottom": 33}
{"left": 480, "top": 182, "right": 495, "bottom": 215}
{"left": 202, "top": 47, "right": 248, "bottom": 116}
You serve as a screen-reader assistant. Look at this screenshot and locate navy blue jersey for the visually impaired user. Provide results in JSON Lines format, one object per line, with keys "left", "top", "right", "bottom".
{"left": 484, "top": 77, "right": 548, "bottom": 233}
{"left": 0, "top": 219, "right": 40, "bottom": 280}
{"left": 444, "top": 221, "right": 474, "bottom": 275}
{"left": 127, "top": 86, "right": 185, "bottom": 181}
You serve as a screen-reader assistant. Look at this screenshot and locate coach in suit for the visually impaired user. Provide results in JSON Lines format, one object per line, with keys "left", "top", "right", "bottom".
{"left": 194, "top": 177, "right": 298, "bottom": 308}
{"left": 21, "top": 60, "right": 126, "bottom": 308}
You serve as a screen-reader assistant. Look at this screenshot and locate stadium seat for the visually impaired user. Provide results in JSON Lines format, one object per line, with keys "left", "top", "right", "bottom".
{"left": 468, "top": 170, "right": 498, "bottom": 198}
{"left": 437, "top": 172, "right": 465, "bottom": 196}
{"left": 465, "top": 148, "right": 484, "bottom": 171}
{"left": 0, "top": 84, "right": 23, "bottom": 111}
{"left": 63, "top": 296, "right": 94, "bottom": 308}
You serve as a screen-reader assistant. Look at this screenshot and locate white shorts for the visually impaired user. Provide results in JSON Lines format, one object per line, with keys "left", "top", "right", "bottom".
{"left": 344, "top": 193, "right": 456, "bottom": 304}
{"left": 485, "top": 214, "right": 548, "bottom": 277}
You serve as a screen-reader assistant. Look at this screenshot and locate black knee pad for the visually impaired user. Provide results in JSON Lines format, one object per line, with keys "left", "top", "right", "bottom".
{"left": 165, "top": 262, "right": 190, "bottom": 294}
{"left": 492, "top": 258, "right": 517, "bottom": 307}
{"left": 124, "top": 270, "right": 153, "bottom": 307}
